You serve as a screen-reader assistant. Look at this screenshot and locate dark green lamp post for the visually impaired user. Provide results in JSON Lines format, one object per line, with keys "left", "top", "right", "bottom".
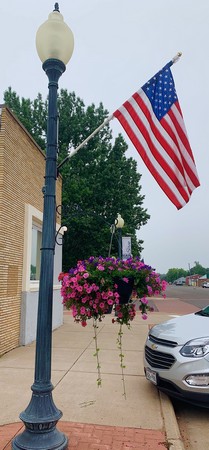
{"left": 12, "top": 4, "right": 74, "bottom": 450}
{"left": 115, "top": 213, "right": 124, "bottom": 259}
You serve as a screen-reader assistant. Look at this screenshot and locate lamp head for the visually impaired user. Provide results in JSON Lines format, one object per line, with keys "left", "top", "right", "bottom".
{"left": 36, "top": 4, "right": 74, "bottom": 65}
{"left": 115, "top": 213, "right": 124, "bottom": 229}
{"left": 61, "top": 226, "right": 67, "bottom": 233}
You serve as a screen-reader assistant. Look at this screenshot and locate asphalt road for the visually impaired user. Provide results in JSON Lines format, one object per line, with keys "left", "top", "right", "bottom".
{"left": 165, "top": 284, "right": 209, "bottom": 309}
{"left": 173, "top": 399, "right": 209, "bottom": 450}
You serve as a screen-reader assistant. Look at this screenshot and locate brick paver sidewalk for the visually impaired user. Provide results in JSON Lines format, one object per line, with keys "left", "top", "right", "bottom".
{"left": 1, "top": 421, "right": 168, "bottom": 450}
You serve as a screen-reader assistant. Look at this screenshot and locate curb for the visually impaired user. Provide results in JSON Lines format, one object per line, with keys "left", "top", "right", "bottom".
{"left": 160, "top": 392, "right": 185, "bottom": 450}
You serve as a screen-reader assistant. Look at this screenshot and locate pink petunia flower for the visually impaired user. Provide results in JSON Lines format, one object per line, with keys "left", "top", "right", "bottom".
{"left": 107, "top": 291, "right": 113, "bottom": 297}
{"left": 142, "top": 313, "right": 148, "bottom": 320}
{"left": 107, "top": 299, "right": 113, "bottom": 305}
{"left": 83, "top": 272, "right": 89, "bottom": 279}
{"left": 80, "top": 306, "right": 86, "bottom": 315}
{"left": 97, "top": 264, "right": 105, "bottom": 271}
{"left": 147, "top": 285, "right": 153, "bottom": 294}
{"left": 122, "top": 277, "right": 129, "bottom": 283}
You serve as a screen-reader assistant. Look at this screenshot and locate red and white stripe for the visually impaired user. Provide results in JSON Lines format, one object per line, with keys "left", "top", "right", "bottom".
{"left": 113, "top": 89, "right": 200, "bottom": 209}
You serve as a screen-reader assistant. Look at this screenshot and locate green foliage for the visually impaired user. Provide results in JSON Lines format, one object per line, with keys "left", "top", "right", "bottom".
{"left": 4, "top": 87, "right": 150, "bottom": 269}
{"left": 165, "top": 268, "right": 188, "bottom": 283}
{"left": 190, "top": 261, "right": 207, "bottom": 276}
{"left": 4, "top": 87, "right": 47, "bottom": 149}
{"left": 165, "top": 262, "right": 209, "bottom": 282}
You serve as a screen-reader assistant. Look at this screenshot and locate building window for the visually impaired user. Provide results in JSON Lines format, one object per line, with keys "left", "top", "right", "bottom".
{"left": 30, "top": 224, "right": 42, "bottom": 280}
{"left": 22, "top": 204, "right": 63, "bottom": 292}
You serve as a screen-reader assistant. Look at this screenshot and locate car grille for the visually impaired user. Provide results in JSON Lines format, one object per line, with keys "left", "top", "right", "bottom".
{"left": 149, "top": 334, "right": 178, "bottom": 348}
{"left": 145, "top": 345, "right": 176, "bottom": 369}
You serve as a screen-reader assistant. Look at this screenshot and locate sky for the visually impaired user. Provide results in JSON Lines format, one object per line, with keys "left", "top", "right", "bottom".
{"left": 1, "top": 0, "right": 209, "bottom": 274}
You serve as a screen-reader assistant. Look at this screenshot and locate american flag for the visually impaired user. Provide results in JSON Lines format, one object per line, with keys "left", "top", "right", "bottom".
{"left": 113, "top": 61, "right": 200, "bottom": 209}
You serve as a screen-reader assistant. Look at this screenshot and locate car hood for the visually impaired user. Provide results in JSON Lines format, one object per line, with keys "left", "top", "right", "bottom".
{"left": 150, "top": 312, "right": 209, "bottom": 345}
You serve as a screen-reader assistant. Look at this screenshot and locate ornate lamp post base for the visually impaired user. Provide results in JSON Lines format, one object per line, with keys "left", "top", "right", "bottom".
{"left": 13, "top": 426, "right": 67, "bottom": 450}
{"left": 12, "top": 390, "right": 68, "bottom": 450}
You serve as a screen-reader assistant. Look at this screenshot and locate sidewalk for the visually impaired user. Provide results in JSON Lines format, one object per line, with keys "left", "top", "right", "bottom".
{"left": 0, "top": 298, "right": 197, "bottom": 450}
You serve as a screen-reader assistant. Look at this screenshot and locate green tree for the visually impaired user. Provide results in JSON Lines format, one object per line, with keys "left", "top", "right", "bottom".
{"left": 4, "top": 87, "right": 150, "bottom": 268}
{"left": 190, "top": 261, "right": 206, "bottom": 276}
{"left": 4, "top": 87, "right": 47, "bottom": 149}
{"left": 166, "top": 268, "right": 188, "bottom": 283}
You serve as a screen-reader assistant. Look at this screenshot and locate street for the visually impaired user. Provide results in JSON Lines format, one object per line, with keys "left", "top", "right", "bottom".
{"left": 173, "top": 398, "right": 209, "bottom": 450}
{"left": 161, "top": 284, "right": 209, "bottom": 450}
{"left": 166, "top": 283, "right": 209, "bottom": 306}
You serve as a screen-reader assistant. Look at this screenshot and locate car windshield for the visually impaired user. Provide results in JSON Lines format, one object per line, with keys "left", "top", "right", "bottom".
{"left": 195, "top": 306, "right": 209, "bottom": 316}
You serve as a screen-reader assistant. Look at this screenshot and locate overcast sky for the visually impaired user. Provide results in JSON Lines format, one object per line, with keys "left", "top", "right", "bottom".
{"left": 1, "top": 0, "right": 209, "bottom": 274}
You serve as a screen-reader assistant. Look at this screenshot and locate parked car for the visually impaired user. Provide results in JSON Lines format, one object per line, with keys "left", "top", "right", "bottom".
{"left": 202, "top": 282, "right": 209, "bottom": 288}
{"left": 144, "top": 306, "right": 209, "bottom": 407}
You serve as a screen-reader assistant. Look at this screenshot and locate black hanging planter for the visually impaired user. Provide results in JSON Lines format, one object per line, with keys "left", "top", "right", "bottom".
{"left": 105, "top": 277, "right": 134, "bottom": 314}
{"left": 115, "top": 277, "right": 134, "bottom": 305}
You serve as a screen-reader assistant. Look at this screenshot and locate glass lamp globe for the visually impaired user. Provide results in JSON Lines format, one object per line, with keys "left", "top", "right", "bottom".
{"left": 36, "top": 5, "right": 74, "bottom": 65}
{"left": 115, "top": 213, "right": 124, "bottom": 229}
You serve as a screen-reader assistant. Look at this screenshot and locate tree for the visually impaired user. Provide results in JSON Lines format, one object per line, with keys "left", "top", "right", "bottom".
{"left": 4, "top": 87, "right": 47, "bottom": 149}
{"left": 166, "top": 268, "right": 188, "bottom": 284}
{"left": 165, "top": 262, "right": 209, "bottom": 282}
{"left": 4, "top": 87, "right": 150, "bottom": 268}
{"left": 190, "top": 262, "right": 206, "bottom": 276}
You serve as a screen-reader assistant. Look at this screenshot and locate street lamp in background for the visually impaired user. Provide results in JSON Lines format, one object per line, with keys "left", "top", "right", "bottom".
{"left": 115, "top": 213, "right": 124, "bottom": 259}
{"left": 13, "top": 4, "right": 74, "bottom": 450}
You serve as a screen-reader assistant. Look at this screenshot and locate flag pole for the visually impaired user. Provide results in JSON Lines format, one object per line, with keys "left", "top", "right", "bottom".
{"left": 57, "top": 52, "right": 182, "bottom": 172}
{"left": 57, "top": 114, "right": 114, "bottom": 171}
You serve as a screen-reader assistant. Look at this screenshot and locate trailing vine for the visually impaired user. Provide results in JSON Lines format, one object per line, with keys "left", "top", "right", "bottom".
{"left": 93, "top": 318, "right": 102, "bottom": 387}
{"left": 117, "top": 323, "right": 127, "bottom": 398}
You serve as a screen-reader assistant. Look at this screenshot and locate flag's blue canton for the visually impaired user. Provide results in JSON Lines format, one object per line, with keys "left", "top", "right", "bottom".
{"left": 142, "top": 67, "right": 178, "bottom": 120}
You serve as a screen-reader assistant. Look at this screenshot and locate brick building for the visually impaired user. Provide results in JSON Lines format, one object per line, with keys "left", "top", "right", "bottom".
{"left": 0, "top": 106, "right": 64, "bottom": 356}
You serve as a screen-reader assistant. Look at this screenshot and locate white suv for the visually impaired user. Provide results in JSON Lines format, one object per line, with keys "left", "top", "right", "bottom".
{"left": 144, "top": 307, "right": 209, "bottom": 407}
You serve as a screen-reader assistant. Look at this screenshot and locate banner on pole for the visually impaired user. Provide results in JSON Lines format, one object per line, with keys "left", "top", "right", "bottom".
{"left": 122, "top": 236, "right": 132, "bottom": 260}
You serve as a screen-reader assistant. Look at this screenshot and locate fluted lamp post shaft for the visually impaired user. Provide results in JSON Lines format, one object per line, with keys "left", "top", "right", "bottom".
{"left": 12, "top": 5, "right": 74, "bottom": 450}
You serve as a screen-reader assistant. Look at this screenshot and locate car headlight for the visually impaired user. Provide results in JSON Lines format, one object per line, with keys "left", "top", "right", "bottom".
{"left": 180, "top": 337, "right": 209, "bottom": 357}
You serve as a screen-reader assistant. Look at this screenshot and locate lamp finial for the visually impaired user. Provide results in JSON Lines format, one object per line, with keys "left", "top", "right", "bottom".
{"left": 54, "top": 3, "right": 60, "bottom": 12}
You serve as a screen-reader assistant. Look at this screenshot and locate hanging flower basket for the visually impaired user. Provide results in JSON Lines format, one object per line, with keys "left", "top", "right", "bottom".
{"left": 59, "top": 256, "right": 167, "bottom": 393}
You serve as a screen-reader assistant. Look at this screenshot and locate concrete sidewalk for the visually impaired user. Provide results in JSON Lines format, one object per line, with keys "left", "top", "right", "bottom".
{"left": 0, "top": 299, "right": 196, "bottom": 449}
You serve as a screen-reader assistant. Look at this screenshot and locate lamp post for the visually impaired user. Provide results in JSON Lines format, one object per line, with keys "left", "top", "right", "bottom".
{"left": 115, "top": 213, "right": 124, "bottom": 259}
{"left": 12, "top": 4, "right": 74, "bottom": 450}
